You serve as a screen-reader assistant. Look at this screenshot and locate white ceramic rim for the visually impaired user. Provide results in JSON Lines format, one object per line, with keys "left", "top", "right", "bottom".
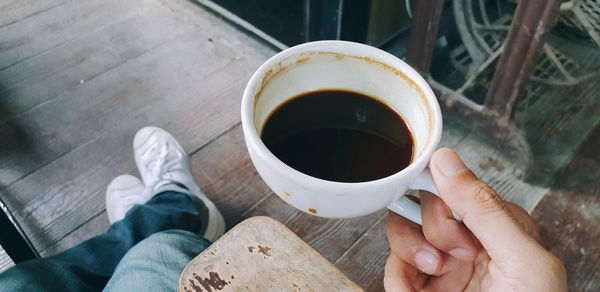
{"left": 241, "top": 40, "right": 442, "bottom": 191}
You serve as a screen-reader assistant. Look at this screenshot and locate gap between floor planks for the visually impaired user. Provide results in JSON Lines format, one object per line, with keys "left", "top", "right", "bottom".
{"left": 0, "top": 0, "right": 273, "bottom": 255}
{"left": 0, "top": 0, "right": 74, "bottom": 29}
{"left": 0, "top": 0, "right": 146, "bottom": 71}
{"left": 0, "top": 0, "right": 269, "bottom": 188}
{"left": 0, "top": 4, "right": 200, "bottom": 126}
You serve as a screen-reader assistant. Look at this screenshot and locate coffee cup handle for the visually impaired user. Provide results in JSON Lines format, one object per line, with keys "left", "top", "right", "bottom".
{"left": 387, "top": 168, "right": 461, "bottom": 225}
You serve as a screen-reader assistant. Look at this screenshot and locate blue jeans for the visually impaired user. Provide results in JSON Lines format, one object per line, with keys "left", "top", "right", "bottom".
{"left": 0, "top": 192, "right": 211, "bottom": 291}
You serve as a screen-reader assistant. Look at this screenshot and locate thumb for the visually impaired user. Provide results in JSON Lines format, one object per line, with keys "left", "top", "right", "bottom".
{"left": 429, "top": 148, "right": 538, "bottom": 260}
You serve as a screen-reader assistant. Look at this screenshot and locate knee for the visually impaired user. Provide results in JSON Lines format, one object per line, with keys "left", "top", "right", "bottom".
{"left": 129, "top": 229, "right": 210, "bottom": 258}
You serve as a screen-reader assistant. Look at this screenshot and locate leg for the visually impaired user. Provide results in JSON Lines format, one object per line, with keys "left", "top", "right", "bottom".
{"left": 103, "top": 230, "right": 210, "bottom": 292}
{"left": 0, "top": 191, "right": 201, "bottom": 292}
{"left": 0, "top": 126, "right": 225, "bottom": 291}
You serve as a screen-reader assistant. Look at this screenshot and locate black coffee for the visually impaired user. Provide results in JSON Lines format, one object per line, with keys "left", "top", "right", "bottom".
{"left": 261, "top": 89, "right": 413, "bottom": 183}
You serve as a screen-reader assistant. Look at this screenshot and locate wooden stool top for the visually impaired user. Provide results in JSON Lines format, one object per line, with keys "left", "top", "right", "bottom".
{"left": 179, "top": 216, "right": 363, "bottom": 291}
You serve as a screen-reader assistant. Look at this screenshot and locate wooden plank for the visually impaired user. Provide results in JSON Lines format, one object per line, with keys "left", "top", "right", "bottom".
{"left": 1, "top": 26, "right": 271, "bottom": 255}
{"left": 0, "top": 0, "right": 143, "bottom": 70}
{"left": 0, "top": 18, "right": 269, "bottom": 186}
{"left": 0, "top": 5, "right": 199, "bottom": 125}
{"left": 179, "top": 216, "right": 363, "bottom": 291}
{"left": 0, "top": 0, "right": 72, "bottom": 29}
{"left": 4, "top": 71, "right": 250, "bottom": 253}
{"left": 334, "top": 215, "right": 387, "bottom": 292}
{"left": 532, "top": 188, "right": 600, "bottom": 292}
{"left": 0, "top": 247, "right": 14, "bottom": 273}
{"left": 41, "top": 211, "right": 109, "bottom": 256}
{"left": 0, "top": 30, "right": 234, "bottom": 192}
{"left": 0, "top": 0, "right": 276, "bottom": 188}
{"left": 0, "top": 0, "right": 273, "bottom": 255}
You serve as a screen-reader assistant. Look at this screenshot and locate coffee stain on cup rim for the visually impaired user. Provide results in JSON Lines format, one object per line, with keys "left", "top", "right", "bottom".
{"left": 253, "top": 51, "right": 434, "bottom": 147}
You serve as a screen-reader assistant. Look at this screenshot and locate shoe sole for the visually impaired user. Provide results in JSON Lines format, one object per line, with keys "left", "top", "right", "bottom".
{"left": 199, "top": 196, "right": 226, "bottom": 242}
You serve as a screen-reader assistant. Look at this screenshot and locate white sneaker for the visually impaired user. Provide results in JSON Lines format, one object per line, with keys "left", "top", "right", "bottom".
{"left": 133, "top": 126, "right": 225, "bottom": 241}
{"left": 106, "top": 175, "right": 146, "bottom": 224}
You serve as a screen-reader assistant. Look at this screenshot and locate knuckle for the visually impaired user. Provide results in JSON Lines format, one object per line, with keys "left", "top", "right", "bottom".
{"left": 421, "top": 217, "right": 445, "bottom": 243}
{"left": 422, "top": 227, "right": 446, "bottom": 250}
{"left": 547, "top": 254, "right": 566, "bottom": 274}
{"left": 506, "top": 202, "right": 541, "bottom": 240}
{"left": 472, "top": 182, "right": 503, "bottom": 207}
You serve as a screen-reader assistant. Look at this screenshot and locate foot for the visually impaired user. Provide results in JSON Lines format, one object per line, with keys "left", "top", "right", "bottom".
{"left": 106, "top": 175, "right": 146, "bottom": 224}
{"left": 133, "top": 126, "right": 225, "bottom": 241}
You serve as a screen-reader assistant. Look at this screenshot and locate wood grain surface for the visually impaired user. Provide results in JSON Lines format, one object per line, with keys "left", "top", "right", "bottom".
{"left": 0, "top": 0, "right": 272, "bottom": 265}
{"left": 179, "top": 216, "right": 363, "bottom": 292}
{"left": 0, "top": 0, "right": 73, "bottom": 29}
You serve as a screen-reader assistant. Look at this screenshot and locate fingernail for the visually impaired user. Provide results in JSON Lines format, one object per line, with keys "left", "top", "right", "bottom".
{"left": 415, "top": 250, "right": 438, "bottom": 274}
{"left": 449, "top": 248, "right": 473, "bottom": 261}
{"left": 435, "top": 149, "right": 467, "bottom": 176}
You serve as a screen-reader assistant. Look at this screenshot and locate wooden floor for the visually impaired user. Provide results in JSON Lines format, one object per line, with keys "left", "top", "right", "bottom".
{"left": 0, "top": 0, "right": 596, "bottom": 291}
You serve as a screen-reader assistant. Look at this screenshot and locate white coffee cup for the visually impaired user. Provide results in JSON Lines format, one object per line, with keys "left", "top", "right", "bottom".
{"left": 241, "top": 40, "right": 443, "bottom": 224}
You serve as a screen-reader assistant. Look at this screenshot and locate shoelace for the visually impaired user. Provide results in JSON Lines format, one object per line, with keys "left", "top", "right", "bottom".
{"left": 141, "top": 138, "right": 185, "bottom": 187}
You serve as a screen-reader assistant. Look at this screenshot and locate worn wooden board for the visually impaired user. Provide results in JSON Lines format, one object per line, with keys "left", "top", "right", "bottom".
{"left": 41, "top": 211, "right": 109, "bottom": 256}
{"left": 0, "top": 247, "right": 12, "bottom": 273}
{"left": 179, "top": 216, "right": 363, "bottom": 292}
{"left": 334, "top": 215, "right": 388, "bottom": 292}
{"left": 0, "top": 29, "right": 244, "bottom": 188}
{"left": 0, "top": 0, "right": 272, "bottom": 256}
{"left": 0, "top": 0, "right": 143, "bottom": 70}
{"left": 189, "top": 124, "right": 272, "bottom": 228}
{"left": 6, "top": 62, "right": 260, "bottom": 253}
{"left": 0, "top": 0, "right": 72, "bottom": 29}
{"left": 0, "top": 4, "right": 199, "bottom": 125}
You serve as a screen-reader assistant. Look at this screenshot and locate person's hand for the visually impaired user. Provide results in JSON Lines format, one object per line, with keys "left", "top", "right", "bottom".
{"left": 384, "top": 148, "right": 566, "bottom": 292}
